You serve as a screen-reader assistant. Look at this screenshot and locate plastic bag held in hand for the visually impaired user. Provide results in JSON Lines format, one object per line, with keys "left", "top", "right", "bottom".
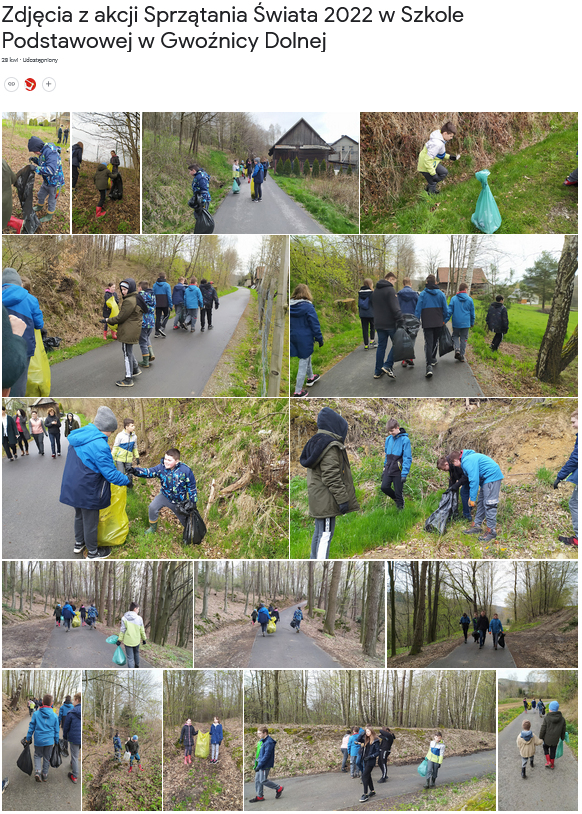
{"left": 471, "top": 169, "right": 502, "bottom": 234}
{"left": 17, "top": 743, "right": 33, "bottom": 775}
{"left": 112, "top": 645, "right": 127, "bottom": 666}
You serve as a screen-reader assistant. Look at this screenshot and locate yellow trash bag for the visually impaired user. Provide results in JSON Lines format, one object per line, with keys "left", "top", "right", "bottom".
{"left": 250, "top": 178, "right": 255, "bottom": 200}
{"left": 195, "top": 731, "right": 210, "bottom": 759}
{"left": 72, "top": 614, "right": 80, "bottom": 628}
{"left": 97, "top": 484, "right": 129, "bottom": 547}
{"left": 267, "top": 619, "right": 276, "bottom": 634}
{"left": 25, "top": 329, "right": 51, "bottom": 397}
{"left": 105, "top": 295, "right": 119, "bottom": 319}
{"left": 107, "top": 162, "right": 113, "bottom": 188}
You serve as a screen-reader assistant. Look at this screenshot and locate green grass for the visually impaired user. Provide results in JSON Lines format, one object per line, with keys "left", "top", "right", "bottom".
{"left": 362, "top": 125, "right": 578, "bottom": 234}
{"left": 497, "top": 706, "right": 524, "bottom": 732}
{"left": 47, "top": 335, "right": 112, "bottom": 365}
{"left": 473, "top": 301, "right": 578, "bottom": 351}
{"left": 566, "top": 723, "right": 578, "bottom": 757}
{"left": 272, "top": 174, "right": 359, "bottom": 234}
{"left": 394, "top": 774, "right": 496, "bottom": 811}
{"left": 222, "top": 289, "right": 261, "bottom": 397}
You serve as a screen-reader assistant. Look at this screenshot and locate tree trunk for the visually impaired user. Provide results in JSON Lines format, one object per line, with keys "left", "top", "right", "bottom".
{"left": 323, "top": 562, "right": 342, "bottom": 635}
{"left": 362, "top": 563, "right": 383, "bottom": 657}
{"left": 409, "top": 562, "right": 428, "bottom": 655}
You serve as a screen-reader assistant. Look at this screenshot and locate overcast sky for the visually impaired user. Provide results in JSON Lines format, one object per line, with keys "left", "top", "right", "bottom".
{"left": 252, "top": 112, "right": 360, "bottom": 143}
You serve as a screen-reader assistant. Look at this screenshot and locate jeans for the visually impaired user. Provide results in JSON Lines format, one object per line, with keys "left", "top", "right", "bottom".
{"left": 32, "top": 433, "right": 45, "bottom": 454}
{"left": 8, "top": 361, "right": 30, "bottom": 397}
{"left": 211, "top": 743, "right": 220, "bottom": 760}
{"left": 139, "top": 325, "right": 153, "bottom": 355}
{"left": 452, "top": 326, "right": 469, "bottom": 356}
{"left": 185, "top": 308, "right": 199, "bottom": 328}
{"left": 375, "top": 328, "right": 396, "bottom": 374}
{"left": 350, "top": 756, "right": 358, "bottom": 777}
{"left": 492, "top": 630, "right": 499, "bottom": 647}
{"left": 254, "top": 180, "right": 263, "bottom": 200}
{"left": 122, "top": 343, "right": 138, "bottom": 378}
{"left": 381, "top": 469, "right": 404, "bottom": 508}
{"left": 478, "top": 629, "right": 486, "bottom": 646}
{"left": 461, "top": 624, "right": 469, "bottom": 641}
{"left": 49, "top": 432, "right": 61, "bottom": 455}
{"left": 295, "top": 356, "right": 313, "bottom": 393}
{"left": 125, "top": 644, "right": 140, "bottom": 668}
{"left": 129, "top": 751, "right": 141, "bottom": 766}
{"left": 360, "top": 317, "right": 375, "bottom": 345}
{"left": 63, "top": 618, "right": 71, "bottom": 630}
{"left": 38, "top": 182, "right": 58, "bottom": 212}
{"left": 70, "top": 742, "right": 80, "bottom": 777}
{"left": 474, "top": 479, "right": 502, "bottom": 533}
{"left": 310, "top": 516, "right": 336, "bottom": 559}
{"left": 341, "top": 748, "right": 348, "bottom": 771}
{"left": 149, "top": 492, "right": 187, "bottom": 527}
{"left": 173, "top": 302, "right": 185, "bottom": 327}
{"left": 460, "top": 484, "right": 471, "bottom": 519}
{"left": 74, "top": 506, "right": 100, "bottom": 556}
{"left": 34, "top": 744, "right": 52, "bottom": 775}
{"left": 421, "top": 163, "right": 448, "bottom": 193}
{"left": 569, "top": 485, "right": 578, "bottom": 536}
{"left": 423, "top": 327, "right": 440, "bottom": 366}
{"left": 255, "top": 768, "right": 279, "bottom": 797}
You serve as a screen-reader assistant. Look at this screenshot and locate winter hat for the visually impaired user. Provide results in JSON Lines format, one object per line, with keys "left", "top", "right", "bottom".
{"left": 549, "top": 701, "right": 559, "bottom": 711}
{"left": 2, "top": 267, "right": 22, "bottom": 286}
{"left": 28, "top": 136, "right": 44, "bottom": 152}
{"left": 93, "top": 406, "right": 118, "bottom": 433}
{"left": 132, "top": 735, "right": 138, "bottom": 741}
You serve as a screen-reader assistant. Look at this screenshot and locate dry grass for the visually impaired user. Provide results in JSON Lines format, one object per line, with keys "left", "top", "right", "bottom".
{"left": 308, "top": 173, "right": 360, "bottom": 221}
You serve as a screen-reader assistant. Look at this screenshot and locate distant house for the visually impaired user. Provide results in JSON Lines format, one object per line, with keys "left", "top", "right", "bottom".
{"left": 31, "top": 397, "right": 60, "bottom": 416}
{"left": 508, "top": 288, "right": 540, "bottom": 305}
{"left": 328, "top": 135, "right": 359, "bottom": 171}
{"left": 436, "top": 267, "right": 489, "bottom": 295}
{"left": 268, "top": 118, "right": 332, "bottom": 172}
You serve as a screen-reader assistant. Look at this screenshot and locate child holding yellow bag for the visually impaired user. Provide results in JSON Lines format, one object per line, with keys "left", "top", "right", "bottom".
{"left": 102, "top": 284, "right": 119, "bottom": 340}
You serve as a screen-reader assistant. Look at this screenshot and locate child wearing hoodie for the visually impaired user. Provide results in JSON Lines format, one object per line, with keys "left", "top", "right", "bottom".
{"left": 183, "top": 277, "right": 204, "bottom": 333}
{"left": 417, "top": 122, "right": 460, "bottom": 195}
{"left": 25, "top": 693, "right": 59, "bottom": 783}
{"left": 27, "top": 136, "right": 65, "bottom": 221}
{"left": 381, "top": 418, "right": 412, "bottom": 511}
{"left": 101, "top": 278, "right": 148, "bottom": 387}
{"left": 290, "top": 284, "right": 323, "bottom": 397}
{"left": 424, "top": 732, "right": 445, "bottom": 788}
{"left": 447, "top": 283, "right": 475, "bottom": 362}
{"left": 539, "top": 701, "right": 567, "bottom": 769}
{"left": 130, "top": 447, "right": 198, "bottom": 535}
{"left": 93, "top": 162, "right": 114, "bottom": 218}
{"left": 152, "top": 273, "right": 173, "bottom": 337}
{"left": 516, "top": 719, "right": 543, "bottom": 779}
{"left": 488, "top": 613, "right": 504, "bottom": 649}
{"left": 449, "top": 449, "right": 504, "bottom": 543}
{"left": 172, "top": 277, "right": 188, "bottom": 330}
{"left": 210, "top": 717, "right": 223, "bottom": 763}
{"left": 397, "top": 278, "right": 419, "bottom": 368}
{"left": 415, "top": 275, "right": 450, "bottom": 378}
{"left": 180, "top": 719, "right": 198, "bottom": 764}
{"left": 299, "top": 407, "right": 360, "bottom": 559}
{"left": 358, "top": 278, "right": 376, "bottom": 350}
{"left": 112, "top": 418, "right": 140, "bottom": 487}
{"left": 248, "top": 726, "right": 283, "bottom": 803}
{"left": 137, "top": 281, "right": 156, "bottom": 368}
{"left": 554, "top": 409, "right": 578, "bottom": 548}
{"left": 117, "top": 602, "right": 147, "bottom": 668}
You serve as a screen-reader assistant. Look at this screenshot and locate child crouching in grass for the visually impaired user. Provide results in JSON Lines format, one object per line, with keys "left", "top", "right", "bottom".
{"left": 516, "top": 719, "right": 543, "bottom": 779}
{"left": 290, "top": 284, "right": 323, "bottom": 398}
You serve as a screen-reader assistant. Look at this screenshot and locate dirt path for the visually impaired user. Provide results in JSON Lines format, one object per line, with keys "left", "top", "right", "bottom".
{"left": 506, "top": 609, "right": 578, "bottom": 668}
{"left": 195, "top": 622, "right": 256, "bottom": 668}
{"left": 2, "top": 618, "right": 54, "bottom": 667}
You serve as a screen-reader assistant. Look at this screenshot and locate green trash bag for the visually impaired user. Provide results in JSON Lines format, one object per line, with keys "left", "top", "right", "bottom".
{"left": 417, "top": 758, "right": 428, "bottom": 777}
{"left": 232, "top": 179, "right": 240, "bottom": 194}
{"left": 112, "top": 645, "right": 126, "bottom": 666}
{"left": 471, "top": 169, "right": 502, "bottom": 234}
{"left": 555, "top": 738, "right": 564, "bottom": 759}
{"left": 106, "top": 635, "right": 119, "bottom": 644}
{"left": 564, "top": 731, "right": 570, "bottom": 744}
{"left": 97, "top": 484, "right": 129, "bottom": 547}
{"left": 195, "top": 731, "right": 210, "bottom": 758}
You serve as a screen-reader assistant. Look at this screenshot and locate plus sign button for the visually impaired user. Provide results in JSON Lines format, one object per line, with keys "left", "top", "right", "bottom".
{"left": 42, "top": 77, "right": 56, "bottom": 91}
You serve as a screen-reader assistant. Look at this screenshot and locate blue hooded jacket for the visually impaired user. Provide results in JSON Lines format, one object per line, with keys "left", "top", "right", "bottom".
{"left": 59, "top": 702, "right": 74, "bottom": 725}
{"left": 256, "top": 735, "right": 276, "bottom": 770}
{"left": 488, "top": 617, "right": 503, "bottom": 634}
{"left": 184, "top": 284, "right": 204, "bottom": 309}
{"left": 28, "top": 137, "right": 64, "bottom": 187}
{"left": 27, "top": 706, "right": 59, "bottom": 747}
{"left": 113, "top": 735, "right": 122, "bottom": 750}
{"left": 557, "top": 435, "right": 578, "bottom": 485}
{"left": 172, "top": 283, "right": 187, "bottom": 305}
{"left": 63, "top": 704, "right": 81, "bottom": 746}
{"left": 459, "top": 449, "right": 504, "bottom": 502}
{"left": 397, "top": 286, "right": 419, "bottom": 315}
{"left": 61, "top": 604, "right": 75, "bottom": 620}
{"left": 414, "top": 285, "right": 450, "bottom": 328}
{"left": 210, "top": 723, "right": 223, "bottom": 744}
{"left": 59, "top": 423, "right": 130, "bottom": 511}
{"left": 2, "top": 272, "right": 44, "bottom": 357}
{"left": 348, "top": 727, "right": 365, "bottom": 756}
{"left": 191, "top": 170, "right": 211, "bottom": 203}
{"left": 290, "top": 299, "right": 323, "bottom": 359}
{"left": 140, "top": 288, "right": 156, "bottom": 330}
{"left": 384, "top": 429, "right": 412, "bottom": 478}
{"left": 133, "top": 458, "right": 197, "bottom": 504}
{"left": 448, "top": 291, "right": 475, "bottom": 329}
{"left": 152, "top": 279, "right": 172, "bottom": 309}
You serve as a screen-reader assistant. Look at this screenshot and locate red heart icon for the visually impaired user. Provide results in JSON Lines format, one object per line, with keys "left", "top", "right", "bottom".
{"left": 25, "top": 78, "right": 36, "bottom": 91}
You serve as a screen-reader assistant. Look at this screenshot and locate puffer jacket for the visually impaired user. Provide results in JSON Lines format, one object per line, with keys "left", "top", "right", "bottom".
{"left": 448, "top": 291, "right": 475, "bottom": 329}
{"left": 140, "top": 288, "right": 156, "bottom": 330}
{"left": 486, "top": 301, "right": 509, "bottom": 334}
{"left": 106, "top": 278, "right": 146, "bottom": 344}
{"left": 557, "top": 435, "right": 577, "bottom": 485}
{"left": 210, "top": 723, "right": 223, "bottom": 745}
{"left": 384, "top": 428, "right": 412, "bottom": 478}
{"left": 119, "top": 610, "right": 146, "bottom": 647}
{"left": 28, "top": 137, "right": 64, "bottom": 187}
{"left": 2, "top": 270, "right": 44, "bottom": 357}
{"left": 290, "top": 299, "right": 323, "bottom": 358}
{"left": 397, "top": 285, "right": 419, "bottom": 315}
{"left": 539, "top": 711, "right": 567, "bottom": 746}
{"left": 125, "top": 738, "right": 139, "bottom": 755}
{"left": 358, "top": 286, "right": 374, "bottom": 319}
{"left": 415, "top": 284, "right": 450, "bottom": 328}
{"left": 459, "top": 449, "right": 504, "bottom": 502}
{"left": 63, "top": 705, "right": 81, "bottom": 745}
{"left": 191, "top": 170, "right": 211, "bottom": 203}
{"left": 516, "top": 729, "right": 543, "bottom": 757}
{"left": 372, "top": 280, "right": 403, "bottom": 331}
{"left": 300, "top": 407, "right": 359, "bottom": 518}
{"left": 133, "top": 458, "right": 197, "bottom": 504}
{"left": 94, "top": 163, "right": 113, "bottom": 191}
{"left": 26, "top": 706, "right": 59, "bottom": 747}
{"left": 417, "top": 130, "right": 451, "bottom": 175}
{"left": 153, "top": 279, "right": 172, "bottom": 309}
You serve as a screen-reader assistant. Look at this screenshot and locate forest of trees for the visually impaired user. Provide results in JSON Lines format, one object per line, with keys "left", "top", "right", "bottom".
{"left": 501, "top": 670, "right": 578, "bottom": 702}
{"left": 163, "top": 670, "right": 243, "bottom": 729}
{"left": 195, "top": 561, "right": 385, "bottom": 655}
{"left": 3, "top": 669, "right": 81, "bottom": 710}
{"left": 83, "top": 669, "right": 162, "bottom": 743}
{"left": 245, "top": 669, "right": 496, "bottom": 732}
{"left": 74, "top": 112, "right": 141, "bottom": 170}
{"left": 388, "top": 561, "right": 577, "bottom": 656}
{"left": 2, "top": 560, "right": 193, "bottom": 648}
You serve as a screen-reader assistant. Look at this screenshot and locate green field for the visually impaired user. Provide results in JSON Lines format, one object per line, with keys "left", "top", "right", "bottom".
{"left": 272, "top": 174, "right": 358, "bottom": 234}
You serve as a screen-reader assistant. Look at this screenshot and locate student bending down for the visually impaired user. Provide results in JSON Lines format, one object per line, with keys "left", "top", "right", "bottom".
{"left": 129, "top": 448, "right": 197, "bottom": 534}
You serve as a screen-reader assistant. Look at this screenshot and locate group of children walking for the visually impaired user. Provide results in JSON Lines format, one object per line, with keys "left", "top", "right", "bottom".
{"left": 53, "top": 601, "right": 98, "bottom": 630}
{"left": 23, "top": 691, "right": 81, "bottom": 784}
{"left": 516, "top": 702, "right": 568, "bottom": 778}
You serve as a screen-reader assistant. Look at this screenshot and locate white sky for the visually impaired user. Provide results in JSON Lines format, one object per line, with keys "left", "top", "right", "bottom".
{"left": 252, "top": 112, "right": 360, "bottom": 144}
{"left": 497, "top": 669, "right": 550, "bottom": 681}
{"left": 71, "top": 112, "right": 135, "bottom": 167}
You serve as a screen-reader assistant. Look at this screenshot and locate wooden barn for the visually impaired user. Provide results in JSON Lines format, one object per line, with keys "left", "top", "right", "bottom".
{"left": 268, "top": 118, "right": 332, "bottom": 172}
{"left": 328, "top": 135, "right": 359, "bottom": 171}
{"left": 436, "top": 267, "right": 489, "bottom": 295}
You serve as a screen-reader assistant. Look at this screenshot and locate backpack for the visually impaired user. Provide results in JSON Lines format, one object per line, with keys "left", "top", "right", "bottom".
{"left": 258, "top": 608, "right": 270, "bottom": 624}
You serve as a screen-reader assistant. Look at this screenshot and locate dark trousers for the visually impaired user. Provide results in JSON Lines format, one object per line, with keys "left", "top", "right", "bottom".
{"left": 491, "top": 332, "right": 503, "bottom": 350}
{"left": 74, "top": 507, "right": 100, "bottom": 556}
{"left": 423, "top": 327, "right": 440, "bottom": 366}
{"left": 155, "top": 307, "right": 169, "bottom": 332}
{"left": 341, "top": 748, "right": 349, "bottom": 771}
{"left": 461, "top": 623, "right": 469, "bottom": 641}
{"left": 98, "top": 189, "right": 106, "bottom": 207}
{"left": 478, "top": 628, "right": 486, "bottom": 646}
{"left": 381, "top": 469, "right": 404, "bottom": 508}
{"left": 32, "top": 433, "right": 45, "bottom": 454}
{"left": 362, "top": 761, "right": 375, "bottom": 795}
{"left": 49, "top": 433, "right": 61, "bottom": 455}
{"left": 16, "top": 432, "right": 28, "bottom": 453}
{"left": 375, "top": 328, "right": 396, "bottom": 374}
{"left": 255, "top": 181, "right": 263, "bottom": 200}
{"left": 543, "top": 743, "right": 557, "bottom": 759}
{"left": 421, "top": 163, "right": 448, "bottom": 193}
{"left": 361, "top": 317, "right": 375, "bottom": 345}
{"left": 3, "top": 437, "right": 17, "bottom": 460}
{"left": 459, "top": 484, "right": 471, "bottom": 519}
{"left": 200, "top": 307, "right": 213, "bottom": 328}
{"left": 378, "top": 750, "right": 388, "bottom": 780}
{"left": 72, "top": 165, "right": 79, "bottom": 188}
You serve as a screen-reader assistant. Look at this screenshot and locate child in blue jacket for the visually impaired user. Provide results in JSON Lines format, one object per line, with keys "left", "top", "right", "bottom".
{"left": 554, "top": 410, "right": 578, "bottom": 548}
{"left": 25, "top": 693, "right": 59, "bottom": 782}
{"left": 130, "top": 448, "right": 197, "bottom": 535}
{"left": 290, "top": 284, "right": 323, "bottom": 398}
{"left": 113, "top": 732, "right": 122, "bottom": 762}
{"left": 449, "top": 449, "right": 503, "bottom": 543}
{"left": 210, "top": 717, "right": 223, "bottom": 764}
{"left": 447, "top": 283, "right": 475, "bottom": 362}
{"left": 348, "top": 726, "right": 364, "bottom": 777}
{"left": 488, "top": 613, "right": 504, "bottom": 649}
{"left": 381, "top": 419, "right": 412, "bottom": 511}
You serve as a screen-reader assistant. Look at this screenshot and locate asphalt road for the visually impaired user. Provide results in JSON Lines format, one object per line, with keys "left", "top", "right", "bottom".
{"left": 40, "top": 620, "right": 153, "bottom": 669}
{"left": 498, "top": 709, "right": 576, "bottom": 810}
{"left": 50, "top": 287, "right": 250, "bottom": 396}
{"left": 248, "top": 602, "right": 341, "bottom": 668}
{"left": 2, "top": 714, "right": 82, "bottom": 810}
{"left": 243, "top": 750, "right": 496, "bottom": 810}
{"left": 2, "top": 433, "right": 75, "bottom": 559}
{"left": 429, "top": 636, "right": 516, "bottom": 667}
{"left": 214, "top": 176, "right": 329, "bottom": 235}
{"left": 309, "top": 332, "right": 483, "bottom": 397}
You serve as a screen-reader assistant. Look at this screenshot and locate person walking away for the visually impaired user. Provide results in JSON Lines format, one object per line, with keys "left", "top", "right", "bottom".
{"left": 246, "top": 158, "right": 252, "bottom": 181}
{"left": 24, "top": 693, "right": 59, "bottom": 783}
{"left": 523, "top": 697, "right": 529, "bottom": 712}
{"left": 381, "top": 418, "right": 412, "bottom": 511}
{"left": 272, "top": 607, "right": 280, "bottom": 623}
{"left": 53, "top": 604, "right": 62, "bottom": 627}
{"left": 63, "top": 127, "right": 69, "bottom": 146}
{"left": 14, "top": 408, "right": 30, "bottom": 456}
{"left": 188, "top": 163, "right": 211, "bottom": 210}
{"left": 152, "top": 273, "right": 172, "bottom": 337}
{"left": 2, "top": 407, "right": 18, "bottom": 462}
{"left": 299, "top": 407, "right": 360, "bottom": 559}
{"left": 57, "top": 126, "right": 63, "bottom": 144}
{"left": 102, "top": 283, "right": 119, "bottom": 340}
{"left": 257, "top": 603, "right": 270, "bottom": 636}
{"left": 2, "top": 267, "right": 44, "bottom": 397}
{"left": 449, "top": 448, "right": 504, "bottom": 543}
{"left": 110, "top": 150, "right": 120, "bottom": 174}
{"left": 129, "top": 447, "right": 197, "bottom": 535}
{"left": 136, "top": 280, "right": 156, "bottom": 368}
{"left": 486, "top": 295, "right": 509, "bottom": 351}
{"left": 358, "top": 278, "right": 376, "bottom": 350}
{"left": 93, "top": 162, "right": 114, "bottom": 218}
{"left": 172, "top": 277, "right": 187, "bottom": 330}
{"left": 436, "top": 455, "right": 472, "bottom": 522}
{"left": 476, "top": 610, "right": 489, "bottom": 648}
{"left": 359, "top": 726, "right": 381, "bottom": 803}
{"left": 517, "top": 719, "right": 543, "bottom": 779}
{"left": 378, "top": 726, "right": 395, "bottom": 783}
{"left": 472, "top": 614, "right": 479, "bottom": 639}
{"left": 262, "top": 158, "right": 269, "bottom": 179}
{"left": 554, "top": 409, "right": 578, "bottom": 547}
{"left": 102, "top": 278, "right": 148, "bottom": 387}
{"left": 59, "top": 695, "right": 74, "bottom": 753}
{"left": 539, "top": 701, "right": 566, "bottom": 770}
{"left": 252, "top": 157, "right": 264, "bottom": 201}
{"left": 45, "top": 407, "right": 62, "bottom": 458}
{"left": 340, "top": 730, "right": 351, "bottom": 772}
{"left": 113, "top": 731, "right": 123, "bottom": 762}
{"left": 86, "top": 602, "right": 98, "bottom": 628}
{"left": 489, "top": 613, "right": 503, "bottom": 649}
{"left": 210, "top": 717, "right": 223, "bottom": 764}
{"left": 251, "top": 608, "right": 258, "bottom": 626}
{"left": 417, "top": 121, "right": 460, "bottom": 195}
{"left": 71, "top": 142, "right": 83, "bottom": 189}
{"left": 28, "top": 698, "right": 36, "bottom": 717}
{"left": 414, "top": 274, "right": 450, "bottom": 378}
{"left": 448, "top": 283, "right": 475, "bottom": 362}
{"left": 538, "top": 699, "right": 545, "bottom": 717}
{"left": 397, "top": 278, "right": 418, "bottom": 367}
{"left": 292, "top": 606, "right": 303, "bottom": 632}
{"left": 531, "top": 699, "right": 536, "bottom": 710}
{"left": 372, "top": 272, "right": 404, "bottom": 381}
{"left": 290, "top": 283, "right": 323, "bottom": 397}
{"left": 125, "top": 735, "right": 143, "bottom": 773}
{"left": 424, "top": 732, "right": 445, "bottom": 788}
{"left": 117, "top": 602, "right": 147, "bottom": 668}
{"left": 80, "top": 604, "right": 87, "bottom": 626}
{"left": 184, "top": 277, "right": 204, "bottom": 332}
{"left": 63, "top": 412, "right": 80, "bottom": 438}
{"left": 459, "top": 612, "right": 471, "bottom": 643}
{"left": 60, "top": 406, "right": 131, "bottom": 559}
{"left": 61, "top": 601, "right": 75, "bottom": 632}
{"left": 112, "top": 418, "right": 140, "bottom": 488}
{"left": 180, "top": 719, "right": 198, "bottom": 764}
{"left": 29, "top": 410, "right": 47, "bottom": 455}
{"left": 249, "top": 725, "right": 283, "bottom": 803}
{"left": 199, "top": 278, "right": 219, "bottom": 332}
{"left": 27, "top": 136, "right": 65, "bottom": 222}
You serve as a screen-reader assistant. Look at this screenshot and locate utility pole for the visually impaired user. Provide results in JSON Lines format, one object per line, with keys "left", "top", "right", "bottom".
{"left": 267, "top": 238, "right": 289, "bottom": 396}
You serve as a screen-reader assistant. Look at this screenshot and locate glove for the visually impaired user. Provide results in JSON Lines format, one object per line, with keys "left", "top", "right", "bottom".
{"left": 215, "top": 303, "right": 219, "bottom": 309}
{"left": 21, "top": 736, "right": 30, "bottom": 747}
{"left": 338, "top": 502, "right": 350, "bottom": 514}
{"left": 318, "top": 339, "right": 324, "bottom": 347}
{"left": 553, "top": 478, "right": 561, "bottom": 490}
{"left": 449, "top": 153, "right": 461, "bottom": 161}
{"left": 468, "top": 499, "right": 476, "bottom": 507}
{"left": 116, "top": 639, "right": 122, "bottom": 646}
{"left": 29, "top": 156, "right": 40, "bottom": 165}
{"left": 142, "top": 641, "right": 146, "bottom": 646}
{"left": 125, "top": 466, "right": 136, "bottom": 476}
{"left": 135, "top": 458, "right": 140, "bottom": 466}
{"left": 99, "top": 319, "right": 108, "bottom": 325}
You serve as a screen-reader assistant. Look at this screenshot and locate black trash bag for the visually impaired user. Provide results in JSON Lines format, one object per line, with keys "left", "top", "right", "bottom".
{"left": 193, "top": 207, "right": 215, "bottom": 235}
{"left": 15, "top": 165, "right": 41, "bottom": 234}
{"left": 43, "top": 336, "right": 62, "bottom": 352}
{"left": 188, "top": 193, "right": 201, "bottom": 210}
{"left": 402, "top": 313, "right": 421, "bottom": 341}
{"left": 49, "top": 741, "right": 62, "bottom": 768}
{"left": 16, "top": 742, "right": 33, "bottom": 776}
{"left": 109, "top": 173, "right": 123, "bottom": 200}
{"left": 472, "top": 631, "right": 480, "bottom": 642}
{"left": 498, "top": 632, "right": 505, "bottom": 649}
{"left": 235, "top": 176, "right": 242, "bottom": 187}
{"left": 59, "top": 738, "right": 69, "bottom": 756}
{"left": 179, "top": 501, "right": 207, "bottom": 545}
{"left": 424, "top": 488, "right": 458, "bottom": 534}
{"left": 290, "top": 619, "right": 297, "bottom": 628}
{"left": 439, "top": 324, "right": 454, "bottom": 356}
{"left": 391, "top": 326, "right": 416, "bottom": 363}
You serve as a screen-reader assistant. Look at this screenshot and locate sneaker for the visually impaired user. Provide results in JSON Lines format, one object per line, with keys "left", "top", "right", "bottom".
{"left": 35, "top": 773, "right": 41, "bottom": 783}
{"left": 306, "top": 374, "right": 320, "bottom": 386}
{"left": 190, "top": 328, "right": 196, "bottom": 333}
{"left": 564, "top": 178, "right": 578, "bottom": 186}
{"left": 559, "top": 535, "right": 578, "bottom": 547}
{"left": 275, "top": 786, "right": 284, "bottom": 798}
{"left": 463, "top": 524, "right": 482, "bottom": 536}
{"left": 431, "top": 357, "right": 438, "bottom": 365}
{"left": 88, "top": 546, "right": 112, "bottom": 559}
{"left": 132, "top": 368, "right": 141, "bottom": 377}
{"left": 359, "top": 794, "right": 369, "bottom": 803}
{"left": 52, "top": 454, "right": 56, "bottom": 458}
{"left": 454, "top": 351, "right": 461, "bottom": 360}
{"left": 41, "top": 774, "right": 48, "bottom": 782}
{"left": 369, "top": 340, "right": 376, "bottom": 347}
{"left": 293, "top": 390, "right": 308, "bottom": 397}
{"left": 459, "top": 355, "right": 465, "bottom": 362}
{"left": 57, "top": 452, "right": 61, "bottom": 456}
{"left": 158, "top": 328, "right": 166, "bottom": 337}
{"left": 68, "top": 772, "right": 78, "bottom": 784}
{"left": 425, "top": 366, "right": 433, "bottom": 378}
{"left": 407, "top": 358, "right": 414, "bottom": 366}
{"left": 382, "top": 367, "right": 396, "bottom": 379}
{"left": 200, "top": 327, "right": 205, "bottom": 332}
{"left": 478, "top": 530, "right": 497, "bottom": 543}
{"left": 115, "top": 377, "right": 134, "bottom": 387}
{"left": 368, "top": 790, "right": 376, "bottom": 797}
{"left": 173, "top": 326, "right": 180, "bottom": 330}
{"left": 208, "top": 325, "right": 213, "bottom": 330}
{"left": 154, "top": 332, "right": 161, "bottom": 338}
{"left": 364, "top": 344, "right": 369, "bottom": 350}
{"left": 373, "top": 371, "right": 383, "bottom": 379}
{"left": 248, "top": 797, "right": 265, "bottom": 803}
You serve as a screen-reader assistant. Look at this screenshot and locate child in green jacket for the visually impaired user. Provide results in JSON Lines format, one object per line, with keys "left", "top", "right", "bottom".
{"left": 417, "top": 122, "right": 460, "bottom": 195}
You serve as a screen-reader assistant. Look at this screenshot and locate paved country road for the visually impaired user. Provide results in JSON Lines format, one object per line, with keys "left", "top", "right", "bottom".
{"left": 2, "top": 714, "right": 82, "bottom": 811}
{"left": 248, "top": 602, "right": 341, "bottom": 668}
{"left": 498, "top": 708, "right": 576, "bottom": 810}
{"left": 243, "top": 750, "right": 496, "bottom": 810}
{"left": 214, "top": 177, "right": 329, "bottom": 235}
{"left": 306, "top": 332, "right": 483, "bottom": 397}
{"left": 40, "top": 620, "right": 153, "bottom": 669}
{"left": 429, "top": 636, "right": 516, "bottom": 667}
{"left": 50, "top": 287, "right": 250, "bottom": 396}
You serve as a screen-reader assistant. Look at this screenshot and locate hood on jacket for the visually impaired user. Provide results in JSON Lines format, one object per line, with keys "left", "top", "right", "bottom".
{"left": 423, "top": 282, "right": 441, "bottom": 292}
{"left": 490, "top": 301, "right": 504, "bottom": 309}
{"left": 2, "top": 282, "right": 30, "bottom": 308}
{"left": 67, "top": 422, "right": 108, "bottom": 450}
{"left": 300, "top": 408, "right": 348, "bottom": 470}
{"left": 28, "top": 136, "right": 44, "bottom": 152}
{"left": 398, "top": 286, "right": 417, "bottom": 302}
{"left": 317, "top": 407, "right": 348, "bottom": 442}
{"left": 426, "top": 129, "right": 446, "bottom": 157}
{"left": 120, "top": 277, "right": 137, "bottom": 295}
{"left": 455, "top": 292, "right": 470, "bottom": 301}
{"left": 122, "top": 611, "right": 142, "bottom": 623}
{"left": 290, "top": 298, "right": 314, "bottom": 311}
{"left": 375, "top": 279, "right": 395, "bottom": 293}
{"left": 520, "top": 730, "right": 534, "bottom": 741}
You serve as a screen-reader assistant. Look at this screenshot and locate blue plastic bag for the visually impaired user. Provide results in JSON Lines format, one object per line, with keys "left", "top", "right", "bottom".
{"left": 112, "top": 645, "right": 126, "bottom": 666}
{"left": 232, "top": 179, "right": 240, "bottom": 194}
{"left": 417, "top": 758, "right": 428, "bottom": 777}
{"left": 471, "top": 170, "right": 502, "bottom": 234}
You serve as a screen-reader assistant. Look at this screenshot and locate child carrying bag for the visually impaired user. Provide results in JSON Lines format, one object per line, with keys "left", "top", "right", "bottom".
{"left": 17, "top": 742, "right": 33, "bottom": 775}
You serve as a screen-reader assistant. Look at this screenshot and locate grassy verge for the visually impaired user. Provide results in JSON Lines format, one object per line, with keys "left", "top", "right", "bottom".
{"left": 390, "top": 774, "right": 496, "bottom": 812}
{"left": 566, "top": 723, "right": 578, "bottom": 757}
{"left": 497, "top": 706, "right": 523, "bottom": 732}
{"left": 272, "top": 174, "right": 358, "bottom": 233}
{"left": 362, "top": 125, "right": 578, "bottom": 234}
{"left": 224, "top": 289, "right": 260, "bottom": 396}
{"left": 217, "top": 285, "right": 238, "bottom": 297}
{"left": 47, "top": 335, "right": 112, "bottom": 366}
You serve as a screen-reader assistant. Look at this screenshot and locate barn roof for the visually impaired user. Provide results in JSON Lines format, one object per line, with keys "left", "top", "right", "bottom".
{"left": 437, "top": 267, "right": 489, "bottom": 284}
{"left": 269, "top": 117, "right": 331, "bottom": 154}
{"left": 329, "top": 134, "right": 359, "bottom": 147}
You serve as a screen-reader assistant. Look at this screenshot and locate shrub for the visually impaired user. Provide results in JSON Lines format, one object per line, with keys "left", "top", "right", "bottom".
{"left": 346, "top": 164, "right": 353, "bottom": 176}
{"left": 303, "top": 159, "right": 311, "bottom": 176}
{"left": 320, "top": 160, "right": 327, "bottom": 174}
{"left": 293, "top": 157, "right": 301, "bottom": 176}
{"left": 283, "top": 158, "right": 292, "bottom": 177}
{"left": 312, "top": 158, "right": 320, "bottom": 177}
